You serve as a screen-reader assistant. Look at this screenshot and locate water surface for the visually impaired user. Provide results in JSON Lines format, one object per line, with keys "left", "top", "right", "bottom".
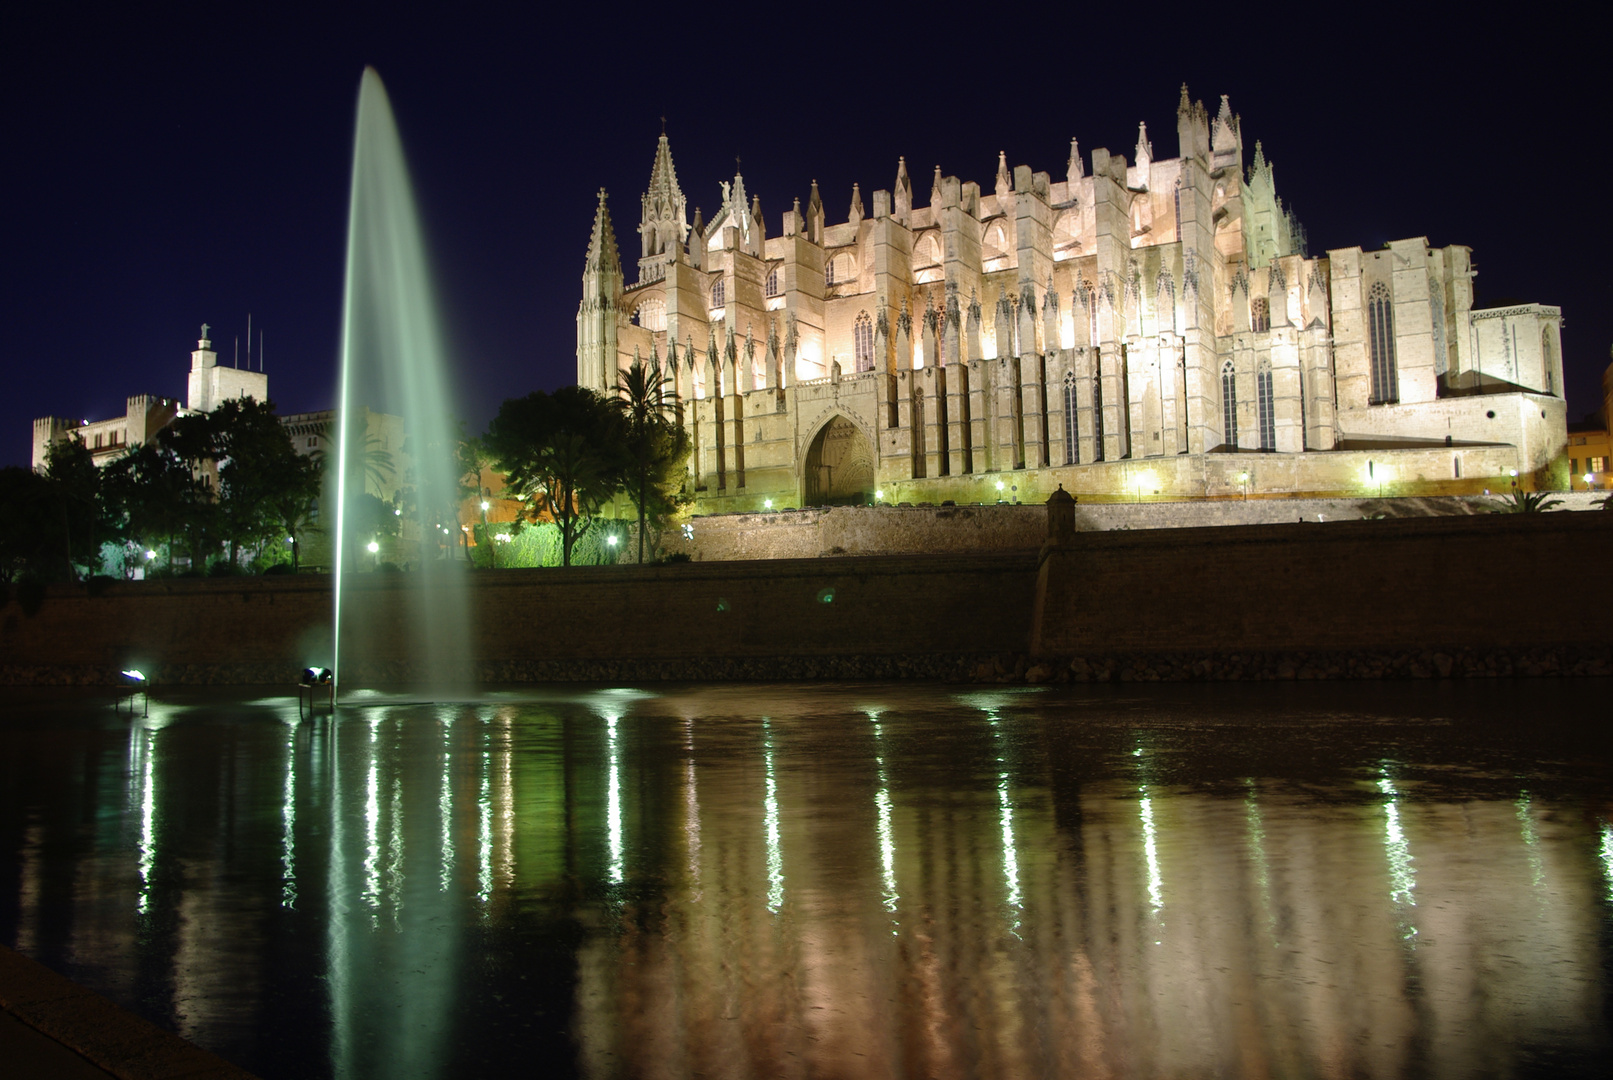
{"left": 2, "top": 681, "right": 1611, "bottom": 1078}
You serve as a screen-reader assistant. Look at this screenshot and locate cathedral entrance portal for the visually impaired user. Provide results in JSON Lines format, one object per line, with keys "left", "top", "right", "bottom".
{"left": 803, "top": 415, "right": 875, "bottom": 506}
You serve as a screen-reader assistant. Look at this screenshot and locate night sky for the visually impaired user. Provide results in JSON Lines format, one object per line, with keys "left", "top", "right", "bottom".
{"left": 5, "top": 5, "right": 1605, "bottom": 468}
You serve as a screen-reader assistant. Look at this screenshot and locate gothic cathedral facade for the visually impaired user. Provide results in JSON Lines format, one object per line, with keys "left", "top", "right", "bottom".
{"left": 578, "top": 88, "right": 1566, "bottom": 508}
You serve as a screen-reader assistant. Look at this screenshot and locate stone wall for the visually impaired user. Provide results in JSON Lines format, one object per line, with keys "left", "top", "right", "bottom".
{"left": 0, "top": 554, "right": 1038, "bottom": 685}
{"left": 1031, "top": 511, "right": 1613, "bottom": 658}
{"left": 5, "top": 506, "right": 1607, "bottom": 686}
{"left": 665, "top": 493, "right": 1606, "bottom": 561}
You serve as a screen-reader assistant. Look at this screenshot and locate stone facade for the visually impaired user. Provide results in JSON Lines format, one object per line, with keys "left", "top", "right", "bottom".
{"left": 579, "top": 89, "right": 1569, "bottom": 508}
{"left": 31, "top": 327, "right": 267, "bottom": 469}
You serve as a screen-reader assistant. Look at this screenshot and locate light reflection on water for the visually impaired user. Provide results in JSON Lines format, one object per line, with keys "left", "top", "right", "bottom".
{"left": 1, "top": 680, "right": 1611, "bottom": 1079}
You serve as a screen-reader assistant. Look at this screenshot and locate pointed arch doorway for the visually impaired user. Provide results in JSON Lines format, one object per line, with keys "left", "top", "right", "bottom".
{"left": 803, "top": 414, "right": 875, "bottom": 506}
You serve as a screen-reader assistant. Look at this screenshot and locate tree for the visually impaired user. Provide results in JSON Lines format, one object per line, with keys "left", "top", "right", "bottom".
{"left": 484, "top": 386, "right": 626, "bottom": 567}
{"left": 42, "top": 438, "right": 108, "bottom": 581}
{"left": 213, "top": 397, "right": 321, "bottom": 568}
{"left": 102, "top": 437, "right": 209, "bottom": 572}
{"left": 0, "top": 466, "right": 59, "bottom": 583}
{"left": 611, "top": 356, "right": 677, "bottom": 563}
{"left": 1487, "top": 490, "right": 1564, "bottom": 514}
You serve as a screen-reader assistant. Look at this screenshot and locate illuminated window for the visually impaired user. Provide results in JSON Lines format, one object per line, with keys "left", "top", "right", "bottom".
{"left": 1256, "top": 363, "right": 1275, "bottom": 450}
{"left": 1063, "top": 370, "right": 1079, "bottom": 464}
{"left": 1367, "top": 281, "right": 1398, "bottom": 404}
{"left": 710, "top": 277, "right": 725, "bottom": 309}
{"left": 766, "top": 266, "right": 780, "bottom": 297}
{"left": 1251, "top": 297, "right": 1270, "bottom": 333}
{"left": 854, "top": 311, "right": 874, "bottom": 372}
{"left": 1222, "top": 361, "right": 1238, "bottom": 447}
{"left": 824, "top": 258, "right": 835, "bottom": 287}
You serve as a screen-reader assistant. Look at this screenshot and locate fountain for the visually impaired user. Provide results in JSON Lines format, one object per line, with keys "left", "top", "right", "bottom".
{"left": 332, "top": 68, "right": 473, "bottom": 697}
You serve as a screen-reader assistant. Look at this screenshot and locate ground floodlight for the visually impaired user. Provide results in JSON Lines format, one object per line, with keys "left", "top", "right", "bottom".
{"left": 116, "top": 669, "right": 148, "bottom": 716}
{"left": 367, "top": 540, "right": 380, "bottom": 553}
{"left": 298, "top": 667, "right": 335, "bottom": 717}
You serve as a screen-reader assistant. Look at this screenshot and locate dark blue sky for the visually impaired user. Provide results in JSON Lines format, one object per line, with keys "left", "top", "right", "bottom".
{"left": 4, "top": 4, "right": 1605, "bottom": 467}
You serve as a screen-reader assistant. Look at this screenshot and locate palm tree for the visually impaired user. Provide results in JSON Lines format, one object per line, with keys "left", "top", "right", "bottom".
{"left": 1487, "top": 489, "right": 1564, "bottom": 513}
{"left": 612, "top": 356, "right": 674, "bottom": 563}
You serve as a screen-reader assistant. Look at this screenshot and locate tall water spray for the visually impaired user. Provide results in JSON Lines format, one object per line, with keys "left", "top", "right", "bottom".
{"left": 333, "top": 68, "right": 473, "bottom": 695}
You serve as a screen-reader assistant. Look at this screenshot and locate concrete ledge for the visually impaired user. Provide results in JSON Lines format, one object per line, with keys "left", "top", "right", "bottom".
{"left": 0, "top": 945, "right": 258, "bottom": 1080}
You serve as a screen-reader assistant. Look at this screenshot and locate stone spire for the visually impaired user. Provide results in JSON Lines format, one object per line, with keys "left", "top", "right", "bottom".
{"left": 848, "top": 182, "right": 864, "bottom": 228}
{"left": 1066, "top": 138, "right": 1082, "bottom": 185}
{"left": 585, "top": 188, "right": 621, "bottom": 277}
{"left": 577, "top": 188, "right": 623, "bottom": 391}
{"left": 930, "top": 165, "right": 944, "bottom": 216}
{"left": 805, "top": 179, "right": 824, "bottom": 244}
{"left": 1135, "top": 122, "right": 1153, "bottom": 171}
{"left": 995, "top": 150, "right": 1011, "bottom": 203}
{"left": 894, "top": 157, "right": 912, "bottom": 221}
{"left": 639, "top": 132, "right": 687, "bottom": 263}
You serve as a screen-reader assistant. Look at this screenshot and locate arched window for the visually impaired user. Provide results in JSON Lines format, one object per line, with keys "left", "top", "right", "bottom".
{"left": 1221, "top": 361, "right": 1238, "bottom": 447}
{"left": 854, "top": 311, "right": 874, "bottom": 372}
{"left": 632, "top": 297, "right": 666, "bottom": 332}
{"left": 1256, "top": 363, "right": 1275, "bottom": 450}
{"left": 914, "top": 232, "right": 941, "bottom": 267}
{"left": 1367, "top": 281, "right": 1398, "bottom": 404}
{"left": 766, "top": 266, "right": 780, "bottom": 297}
{"left": 1251, "top": 297, "right": 1270, "bottom": 333}
{"left": 1092, "top": 369, "right": 1105, "bottom": 458}
{"left": 1542, "top": 328, "right": 1555, "bottom": 395}
{"left": 983, "top": 220, "right": 1009, "bottom": 263}
{"left": 1063, "top": 370, "right": 1079, "bottom": 464}
{"left": 710, "top": 277, "right": 725, "bottom": 310}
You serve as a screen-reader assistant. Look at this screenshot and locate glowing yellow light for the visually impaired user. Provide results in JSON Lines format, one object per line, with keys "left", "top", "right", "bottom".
{"left": 606, "top": 535, "right": 618, "bottom": 547}
{"left": 366, "top": 540, "right": 379, "bottom": 554}
{"left": 763, "top": 498, "right": 773, "bottom": 509}
{"left": 995, "top": 480, "right": 1006, "bottom": 492}
{"left": 1140, "top": 792, "right": 1162, "bottom": 913}
{"left": 1378, "top": 774, "right": 1417, "bottom": 942}
{"left": 144, "top": 549, "right": 156, "bottom": 560}
{"left": 764, "top": 718, "right": 783, "bottom": 913}
{"left": 480, "top": 500, "right": 490, "bottom": 511}
{"left": 874, "top": 489, "right": 883, "bottom": 500}
{"left": 393, "top": 507, "right": 402, "bottom": 516}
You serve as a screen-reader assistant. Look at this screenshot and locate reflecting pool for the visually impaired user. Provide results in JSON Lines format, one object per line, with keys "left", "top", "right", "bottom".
{"left": 2, "top": 681, "right": 1611, "bottom": 1078}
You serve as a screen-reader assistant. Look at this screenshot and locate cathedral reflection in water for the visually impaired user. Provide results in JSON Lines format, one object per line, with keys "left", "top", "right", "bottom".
{"left": 3, "top": 683, "right": 1610, "bottom": 1078}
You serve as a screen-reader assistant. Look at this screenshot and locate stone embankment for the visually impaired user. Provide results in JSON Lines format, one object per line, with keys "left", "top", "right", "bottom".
{"left": 3, "top": 498, "right": 1609, "bottom": 686}
{"left": 973, "top": 644, "right": 1613, "bottom": 685}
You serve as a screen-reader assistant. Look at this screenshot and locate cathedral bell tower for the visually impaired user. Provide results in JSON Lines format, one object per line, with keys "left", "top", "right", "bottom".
{"left": 577, "top": 188, "right": 623, "bottom": 392}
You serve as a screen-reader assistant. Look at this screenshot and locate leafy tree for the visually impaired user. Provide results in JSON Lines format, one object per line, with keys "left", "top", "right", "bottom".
{"left": 484, "top": 386, "right": 626, "bottom": 567}
{"left": 0, "top": 466, "right": 59, "bottom": 583}
{"left": 42, "top": 438, "right": 109, "bottom": 580}
{"left": 213, "top": 398, "right": 321, "bottom": 568}
{"left": 103, "top": 437, "right": 209, "bottom": 572}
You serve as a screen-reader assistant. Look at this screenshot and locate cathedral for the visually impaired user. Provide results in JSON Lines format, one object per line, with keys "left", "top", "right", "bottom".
{"left": 578, "top": 88, "right": 1566, "bottom": 507}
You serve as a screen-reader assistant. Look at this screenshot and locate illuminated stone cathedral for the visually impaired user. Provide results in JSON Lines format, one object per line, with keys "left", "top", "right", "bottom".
{"left": 578, "top": 88, "right": 1567, "bottom": 507}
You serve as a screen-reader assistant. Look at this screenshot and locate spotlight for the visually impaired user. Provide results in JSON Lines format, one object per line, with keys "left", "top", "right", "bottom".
{"left": 116, "top": 669, "right": 148, "bottom": 717}
{"left": 298, "top": 667, "right": 335, "bottom": 717}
